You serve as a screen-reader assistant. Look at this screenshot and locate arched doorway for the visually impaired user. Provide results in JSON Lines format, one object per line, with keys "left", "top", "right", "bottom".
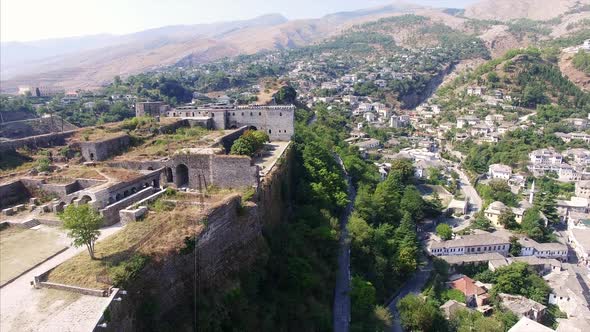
{"left": 176, "top": 164, "right": 189, "bottom": 188}
{"left": 80, "top": 195, "right": 92, "bottom": 205}
{"left": 90, "top": 153, "right": 95, "bottom": 161}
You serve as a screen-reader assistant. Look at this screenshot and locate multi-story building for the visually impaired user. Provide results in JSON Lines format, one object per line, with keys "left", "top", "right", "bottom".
{"left": 164, "top": 104, "right": 295, "bottom": 141}
{"left": 484, "top": 201, "right": 525, "bottom": 227}
{"left": 576, "top": 181, "right": 590, "bottom": 199}
{"left": 429, "top": 233, "right": 510, "bottom": 257}
{"left": 518, "top": 237, "right": 568, "bottom": 261}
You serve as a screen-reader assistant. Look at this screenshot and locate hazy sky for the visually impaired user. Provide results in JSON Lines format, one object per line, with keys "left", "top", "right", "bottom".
{"left": 1, "top": 0, "right": 478, "bottom": 42}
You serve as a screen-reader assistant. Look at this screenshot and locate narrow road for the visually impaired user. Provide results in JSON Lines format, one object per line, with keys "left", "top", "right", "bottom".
{"left": 453, "top": 166, "right": 482, "bottom": 213}
{"left": 386, "top": 259, "right": 433, "bottom": 332}
{"left": 333, "top": 153, "right": 356, "bottom": 332}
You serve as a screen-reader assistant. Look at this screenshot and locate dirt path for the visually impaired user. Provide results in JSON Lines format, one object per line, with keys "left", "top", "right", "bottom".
{"left": 0, "top": 223, "right": 124, "bottom": 332}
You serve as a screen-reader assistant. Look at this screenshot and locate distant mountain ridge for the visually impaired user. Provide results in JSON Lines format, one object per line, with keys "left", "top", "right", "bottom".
{"left": 2, "top": 0, "right": 590, "bottom": 92}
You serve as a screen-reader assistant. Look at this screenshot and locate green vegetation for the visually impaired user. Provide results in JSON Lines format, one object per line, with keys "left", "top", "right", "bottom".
{"left": 397, "top": 294, "right": 447, "bottom": 332}
{"left": 436, "top": 223, "right": 453, "bottom": 240}
{"left": 478, "top": 263, "right": 551, "bottom": 305}
{"left": 230, "top": 130, "right": 270, "bottom": 156}
{"left": 476, "top": 180, "right": 519, "bottom": 207}
{"left": 195, "top": 106, "right": 347, "bottom": 331}
{"left": 59, "top": 204, "right": 102, "bottom": 259}
{"left": 572, "top": 49, "right": 590, "bottom": 74}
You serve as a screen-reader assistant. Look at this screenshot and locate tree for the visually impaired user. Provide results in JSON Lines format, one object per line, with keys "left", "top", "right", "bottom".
{"left": 230, "top": 130, "right": 270, "bottom": 156}
{"left": 498, "top": 209, "right": 518, "bottom": 230}
{"left": 351, "top": 276, "right": 377, "bottom": 332}
{"left": 472, "top": 212, "right": 492, "bottom": 230}
{"left": 436, "top": 223, "right": 453, "bottom": 240}
{"left": 491, "top": 262, "right": 551, "bottom": 304}
{"left": 400, "top": 185, "right": 425, "bottom": 221}
{"left": 534, "top": 192, "right": 559, "bottom": 225}
{"left": 521, "top": 207, "right": 546, "bottom": 242}
{"left": 397, "top": 294, "right": 445, "bottom": 332}
{"left": 273, "top": 86, "right": 297, "bottom": 104}
{"left": 509, "top": 236, "right": 522, "bottom": 257}
{"left": 60, "top": 204, "right": 102, "bottom": 259}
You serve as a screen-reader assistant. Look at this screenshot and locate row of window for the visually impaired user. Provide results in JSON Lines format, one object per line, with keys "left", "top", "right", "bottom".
{"left": 432, "top": 244, "right": 508, "bottom": 254}
{"left": 171, "top": 111, "right": 286, "bottom": 118}
{"left": 231, "top": 112, "right": 284, "bottom": 117}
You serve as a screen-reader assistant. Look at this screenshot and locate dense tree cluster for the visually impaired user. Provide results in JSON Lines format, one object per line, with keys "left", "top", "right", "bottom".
{"left": 230, "top": 130, "right": 270, "bottom": 156}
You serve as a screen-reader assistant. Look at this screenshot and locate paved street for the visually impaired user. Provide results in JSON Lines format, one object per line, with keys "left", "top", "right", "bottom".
{"left": 333, "top": 154, "right": 355, "bottom": 332}
{"left": 454, "top": 166, "right": 482, "bottom": 213}
{"left": 0, "top": 223, "right": 124, "bottom": 332}
{"left": 386, "top": 259, "right": 433, "bottom": 332}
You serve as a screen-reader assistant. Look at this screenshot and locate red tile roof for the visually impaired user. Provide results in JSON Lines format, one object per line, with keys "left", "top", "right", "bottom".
{"left": 449, "top": 276, "right": 487, "bottom": 297}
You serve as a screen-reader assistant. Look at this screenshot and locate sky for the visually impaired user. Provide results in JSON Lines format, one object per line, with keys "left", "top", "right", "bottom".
{"left": 1, "top": 0, "right": 479, "bottom": 42}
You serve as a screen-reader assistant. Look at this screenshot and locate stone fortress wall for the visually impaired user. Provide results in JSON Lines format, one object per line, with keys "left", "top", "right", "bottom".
{"left": 80, "top": 135, "right": 131, "bottom": 162}
{"left": 150, "top": 103, "right": 295, "bottom": 142}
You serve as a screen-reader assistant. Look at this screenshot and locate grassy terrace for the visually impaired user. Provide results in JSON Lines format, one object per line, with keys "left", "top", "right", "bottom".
{"left": 45, "top": 190, "right": 237, "bottom": 290}
{"left": 113, "top": 127, "right": 227, "bottom": 160}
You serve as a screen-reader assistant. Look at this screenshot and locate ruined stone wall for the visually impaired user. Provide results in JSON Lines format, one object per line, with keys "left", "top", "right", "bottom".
{"left": 214, "top": 126, "right": 248, "bottom": 154}
{"left": 0, "top": 130, "right": 77, "bottom": 153}
{"left": 0, "top": 111, "right": 37, "bottom": 123}
{"left": 109, "top": 153, "right": 257, "bottom": 190}
{"left": 37, "top": 181, "right": 80, "bottom": 199}
{"left": 100, "top": 187, "right": 159, "bottom": 225}
{"left": 135, "top": 102, "right": 165, "bottom": 117}
{"left": 0, "top": 180, "right": 30, "bottom": 208}
{"left": 80, "top": 135, "right": 130, "bottom": 162}
{"left": 158, "top": 119, "right": 189, "bottom": 134}
{"left": 0, "top": 117, "right": 78, "bottom": 139}
{"left": 210, "top": 155, "right": 258, "bottom": 189}
{"left": 256, "top": 144, "right": 293, "bottom": 226}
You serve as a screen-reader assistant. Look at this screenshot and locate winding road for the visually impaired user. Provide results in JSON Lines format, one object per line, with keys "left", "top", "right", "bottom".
{"left": 386, "top": 259, "right": 433, "bottom": 332}
{"left": 333, "top": 153, "right": 356, "bottom": 332}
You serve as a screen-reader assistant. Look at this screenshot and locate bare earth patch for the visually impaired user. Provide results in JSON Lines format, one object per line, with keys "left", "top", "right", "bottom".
{"left": 560, "top": 52, "right": 590, "bottom": 92}
{"left": 0, "top": 226, "right": 69, "bottom": 286}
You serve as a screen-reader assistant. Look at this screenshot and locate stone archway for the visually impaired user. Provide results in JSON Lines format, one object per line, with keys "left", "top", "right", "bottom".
{"left": 176, "top": 164, "right": 189, "bottom": 188}
{"left": 79, "top": 195, "right": 92, "bottom": 205}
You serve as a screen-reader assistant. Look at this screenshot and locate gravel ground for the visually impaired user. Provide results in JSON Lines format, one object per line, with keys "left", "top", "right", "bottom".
{"left": 0, "top": 223, "right": 123, "bottom": 332}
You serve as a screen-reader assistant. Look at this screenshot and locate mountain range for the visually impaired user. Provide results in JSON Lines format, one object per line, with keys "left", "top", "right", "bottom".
{"left": 1, "top": 0, "right": 589, "bottom": 92}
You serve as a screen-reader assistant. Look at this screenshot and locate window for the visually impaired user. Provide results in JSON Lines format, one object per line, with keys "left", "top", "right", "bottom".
{"left": 280, "top": 112, "right": 282, "bottom": 116}
{"left": 250, "top": 112, "right": 253, "bottom": 116}
{"left": 242, "top": 112, "right": 244, "bottom": 116}
{"left": 259, "top": 112, "right": 261, "bottom": 116}
{"left": 232, "top": 112, "right": 235, "bottom": 116}
{"left": 212, "top": 113, "right": 215, "bottom": 117}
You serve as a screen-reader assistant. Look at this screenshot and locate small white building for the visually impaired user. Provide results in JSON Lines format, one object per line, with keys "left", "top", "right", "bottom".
{"left": 364, "top": 112, "right": 376, "bottom": 123}
{"left": 489, "top": 164, "right": 512, "bottom": 180}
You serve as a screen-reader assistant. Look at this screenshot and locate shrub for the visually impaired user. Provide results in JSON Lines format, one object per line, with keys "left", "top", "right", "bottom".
{"left": 109, "top": 254, "right": 149, "bottom": 287}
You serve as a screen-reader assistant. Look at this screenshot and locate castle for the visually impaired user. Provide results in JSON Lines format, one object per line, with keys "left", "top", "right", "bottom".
{"left": 137, "top": 102, "right": 295, "bottom": 141}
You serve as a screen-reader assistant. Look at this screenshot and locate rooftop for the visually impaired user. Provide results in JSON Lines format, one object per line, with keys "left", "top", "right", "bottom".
{"left": 431, "top": 233, "right": 509, "bottom": 249}
{"left": 448, "top": 275, "right": 487, "bottom": 296}
{"left": 499, "top": 293, "right": 546, "bottom": 315}
{"left": 508, "top": 317, "right": 554, "bottom": 332}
